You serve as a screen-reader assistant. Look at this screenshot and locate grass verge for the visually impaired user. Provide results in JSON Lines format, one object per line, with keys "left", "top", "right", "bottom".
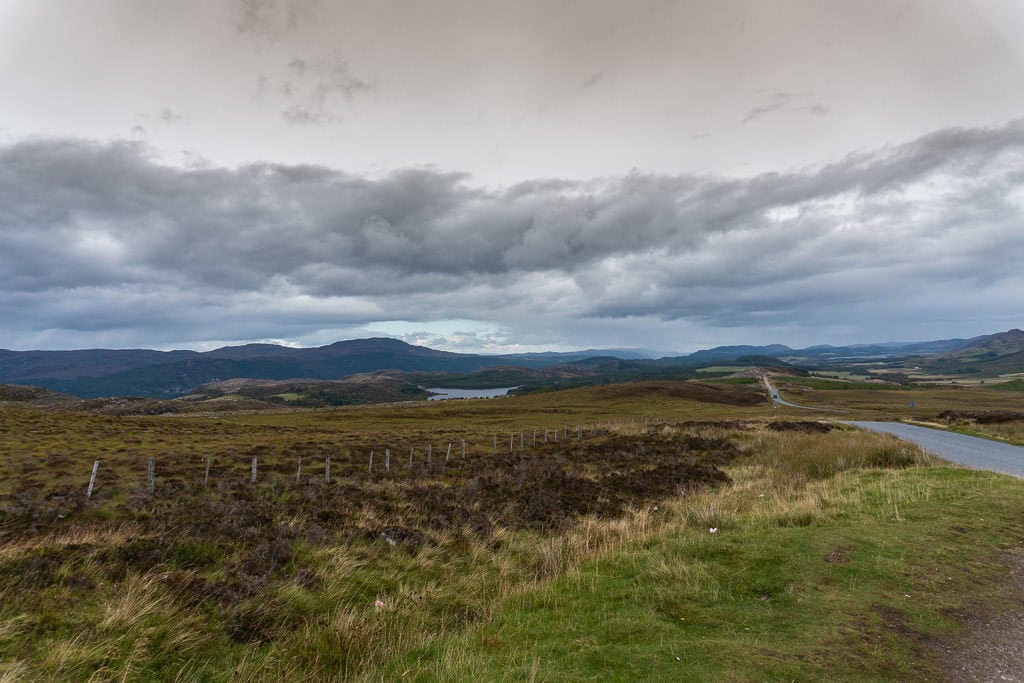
{"left": 372, "top": 432, "right": 1024, "bottom": 681}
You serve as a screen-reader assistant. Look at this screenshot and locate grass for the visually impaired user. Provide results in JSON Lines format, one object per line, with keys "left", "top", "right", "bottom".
{"left": 374, "top": 435, "right": 1023, "bottom": 681}
{"left": 2, "top": 381, "right": 1024, "bottom": 679}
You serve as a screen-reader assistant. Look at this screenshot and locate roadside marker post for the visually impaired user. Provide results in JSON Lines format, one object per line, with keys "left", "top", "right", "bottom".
{"left": 87, "top": 460, "right": 99, "bottom": 499}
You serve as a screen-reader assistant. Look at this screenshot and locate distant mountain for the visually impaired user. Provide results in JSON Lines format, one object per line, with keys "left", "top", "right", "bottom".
{"left": 681, "top": 344, "right": 794, "bottom": 363}
{"left": 954, "top": 329, "right": 1024, "bottom": 356}
{"left": 9, "top": 338, "right": 505, "bottom": 398}
{"left": 4, "top": 329, "right": 1020, "bottom": 399}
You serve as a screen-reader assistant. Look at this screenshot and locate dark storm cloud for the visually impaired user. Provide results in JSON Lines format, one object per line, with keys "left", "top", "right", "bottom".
{"left": 1, "top": 120, "right": 1023, "bottom": 349}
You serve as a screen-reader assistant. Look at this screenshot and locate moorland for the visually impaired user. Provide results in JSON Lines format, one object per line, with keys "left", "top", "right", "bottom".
{"left": 2, "top": 373, "right": 1024, "bottom": 680}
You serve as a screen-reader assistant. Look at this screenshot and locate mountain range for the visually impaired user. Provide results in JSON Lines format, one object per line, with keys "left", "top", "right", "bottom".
{"left": 0, "top": 329, "right": 1020, "bottom": 399}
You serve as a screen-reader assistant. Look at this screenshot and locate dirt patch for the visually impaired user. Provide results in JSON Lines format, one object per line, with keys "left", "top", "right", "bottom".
{"left": 935, "top": 546, "right": 1024, "bottom": 681}
{"left": 938, "top": 410, "right": 1024, "bottom": 425}
{"left": 825, "top": 545, "right": 855, "bottom": 564}
{"left": 768, "top": 421, "right": 837, "bottom": 434}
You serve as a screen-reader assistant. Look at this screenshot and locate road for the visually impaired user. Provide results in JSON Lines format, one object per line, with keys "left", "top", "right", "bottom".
{"left": 761, "top": 376, "right": 837, "bottom": 411}
{"left": 847, "top": 421, "right": 1024, "bottom": 478}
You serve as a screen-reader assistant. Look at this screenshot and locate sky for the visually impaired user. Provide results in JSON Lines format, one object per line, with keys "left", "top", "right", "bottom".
{"left": 1, "top": 0, "right": 1023, "bottom": 354}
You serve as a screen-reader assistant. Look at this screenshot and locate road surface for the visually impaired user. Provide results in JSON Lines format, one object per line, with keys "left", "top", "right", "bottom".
{"left": 847, "top": 421, "right": 1024, "bottom": 478}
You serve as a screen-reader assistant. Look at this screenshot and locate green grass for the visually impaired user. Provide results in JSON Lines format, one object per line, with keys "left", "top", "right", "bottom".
{"left": 272, "top": 392, "right": 303, "bottom": 401}
{"left": 375, "top": 452, "right": 1024, "bottom": 680}
{"left": 778, "top": 375, "right": 900, "bottom": 391}
{"left": 992, "top": 379, "right": 1024, "bottom": 392}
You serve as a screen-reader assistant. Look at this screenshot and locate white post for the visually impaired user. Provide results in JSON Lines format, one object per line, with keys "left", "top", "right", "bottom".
{"left": 385, "top": 449, "right": 390, "bottom": 472}
{"left": 461, "top": 440, "right": 466, "bottom": 459}
{"left": 87, "top": 460, "right": 99, "bottom": 498}
{"left": 251, "top": 456, "right": 257, "bottom": 483}
{"left": 446, "top": 443, "right": 452, "bottom": 462}
{"left": 369, "top": 450, "right": 374, "bottom": 474}
{"left": 296, "top": 456, "right": 302, "bottom": 482}
{"left": 204, "top": 455, "right": 211, "bottom": 486}
{"left": 510, "top": 434, "right": 514, "bottom": 453}
{"left": 147, "top": 457, "right": 154, "bottom": 494}
{"left": 520, "top": 431, "right": 524, "bottom": 447}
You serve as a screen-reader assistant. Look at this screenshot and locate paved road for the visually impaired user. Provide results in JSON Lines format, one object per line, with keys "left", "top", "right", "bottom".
{"left": 847, "top": 421, "right": 1024, "bottom": 478}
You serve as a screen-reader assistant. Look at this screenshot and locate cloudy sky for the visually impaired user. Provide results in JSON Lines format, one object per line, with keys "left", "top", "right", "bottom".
{"left": 1, "top": 0, "right": 1023, "bottom": 354}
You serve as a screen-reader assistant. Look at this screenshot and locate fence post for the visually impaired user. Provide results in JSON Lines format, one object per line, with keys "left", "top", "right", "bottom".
{"left": 520, "top": 431, "right": 524, "bottom": 447}
{"left": 87, "top": 460, "right": 99, "bottom": 498}
{"left": 369, "top": 450, "right": 374, "bottom": 474}
{"left": 510, "top": 433, "right": 514, "bottom": 453}
{"left": 147, "top": 457, "right": 154, "bottom": 494}
{"left": 461, "top": 440, "right": 466, "bottom": 459}
{"left": 427, "top": 444, "right": 432, "bottom": 466}
{"left": 385, "top": 449, "right": 390, "bottom": 472}
{"left": 325, "top": 455, "right": 331, "bottom": 483}
{"left": 296, "top": 456, "right": 302, "bottom": 482}
{"left": 251, "top": 456, "right": 257, "bottom": 483}
{"left": 446, "top": 443, "right": 452, "bottom": 462}
{"left": 409, "top": 447, "right": 414, "bottom": 471}
{"left": 204, "top": 455, "right": 211, "bottom": 486}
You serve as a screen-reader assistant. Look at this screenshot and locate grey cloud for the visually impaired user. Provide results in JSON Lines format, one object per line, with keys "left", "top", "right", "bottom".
{"left": 262, "top": 54, "right": 372, "bottom": 125}
{"left": 231, "top": 0, "right": 320, "bottom": 40}
{"left": 742, "top": 91, "right": 830, "bottom": 125}
{"left": 1, "top": 120, "right": 1022, "bottom": 349}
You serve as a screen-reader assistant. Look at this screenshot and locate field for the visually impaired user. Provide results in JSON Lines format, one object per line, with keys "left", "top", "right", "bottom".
{"left": 2, "top": 380, "right": 1024, "bottom": 679}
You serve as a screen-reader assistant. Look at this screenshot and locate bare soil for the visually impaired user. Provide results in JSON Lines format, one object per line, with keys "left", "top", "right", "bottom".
{"left": 937, "top": 547, "right": 1024, "bottom": 681}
